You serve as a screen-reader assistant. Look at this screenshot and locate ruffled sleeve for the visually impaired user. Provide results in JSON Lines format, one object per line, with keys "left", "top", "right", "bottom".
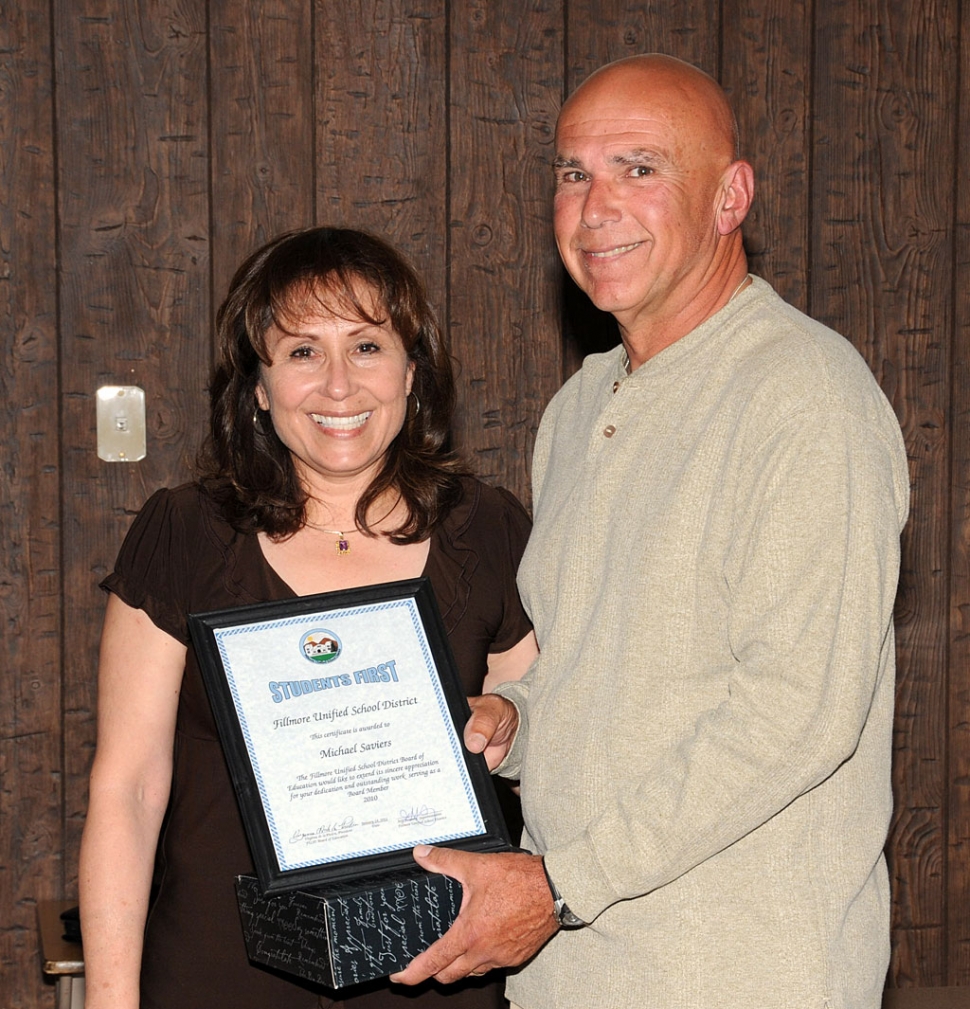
{"left": 100, "top": 485, "right": 198, "bottom": 644}
{"left": 426, "top": 477, "right": 534, "bottom": 695}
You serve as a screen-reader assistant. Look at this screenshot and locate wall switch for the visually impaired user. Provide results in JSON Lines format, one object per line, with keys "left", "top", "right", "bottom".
{"left": 96, "top": 385, "right": 147, "bottom": 462}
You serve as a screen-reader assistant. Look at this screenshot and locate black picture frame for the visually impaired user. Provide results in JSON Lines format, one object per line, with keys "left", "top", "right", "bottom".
{"left": 188, "top": 577, "right": 512, "bottom": 895}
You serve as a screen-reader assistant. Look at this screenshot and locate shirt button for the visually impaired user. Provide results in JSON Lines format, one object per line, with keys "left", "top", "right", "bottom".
{"left": 603, "top": 425, "right": 616, "bottom": 438}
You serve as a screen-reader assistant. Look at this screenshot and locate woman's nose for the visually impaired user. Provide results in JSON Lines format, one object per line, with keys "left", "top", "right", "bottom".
{"left": 320, "top": 355, "right": 354, "bottom": 399}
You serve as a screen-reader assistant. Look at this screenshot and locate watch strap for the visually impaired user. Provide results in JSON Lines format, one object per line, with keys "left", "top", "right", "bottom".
{"left": 541, "top": 856, "right": 586, "bottom": 928}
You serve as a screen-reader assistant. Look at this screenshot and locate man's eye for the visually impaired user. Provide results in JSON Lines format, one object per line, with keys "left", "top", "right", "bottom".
{"left": 556, "top": 170, "right": 587, "bottom": 185}
{"left": 631, "top": 165, "right": 654, "bottom": 178}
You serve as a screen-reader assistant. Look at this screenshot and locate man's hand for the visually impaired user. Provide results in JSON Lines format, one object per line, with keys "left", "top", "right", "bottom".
{"left": 389, "top": 845, "right": 557, "bottom": 985}
{"left": 464, "top": 694, "right": 519, "bottom": 771}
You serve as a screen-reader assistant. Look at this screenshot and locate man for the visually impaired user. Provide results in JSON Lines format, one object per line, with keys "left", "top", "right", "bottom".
{"left": 391, "top": 53, "right": 910, "bottom": 1007}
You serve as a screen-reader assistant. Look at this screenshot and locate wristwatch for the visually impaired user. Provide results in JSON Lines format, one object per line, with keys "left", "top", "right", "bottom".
{"left": 541, "top": 857, "right": 586, "bottom": 928}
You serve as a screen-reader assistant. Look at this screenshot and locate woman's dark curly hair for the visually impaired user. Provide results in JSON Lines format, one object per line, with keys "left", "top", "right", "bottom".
{"left": 199, "top": 226, "right": 465, "bottom": 542}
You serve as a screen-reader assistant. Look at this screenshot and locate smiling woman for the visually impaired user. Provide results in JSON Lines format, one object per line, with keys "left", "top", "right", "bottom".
{"left": 254, "top": 294, "right": 415, "bottom": 502}
{"left": 78, "top": 227, "right": 539, "bottom": 1009}
{"left": 208, "top": 227, "right": 462, "bottom": 549}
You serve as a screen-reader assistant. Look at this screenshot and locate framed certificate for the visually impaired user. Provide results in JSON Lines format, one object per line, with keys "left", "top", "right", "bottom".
{"left": 188, "top": 577, "right": 512, "bottom": 895}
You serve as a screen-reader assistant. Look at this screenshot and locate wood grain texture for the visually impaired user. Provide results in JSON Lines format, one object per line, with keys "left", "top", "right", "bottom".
{"left": 0, "top": 3, "right": 61, "bottom": 1005}
{"left": 54, "top": 0, "right": 211, "bottom": 894}
{"left": 447, "top": 0, "right": 563, "bottom": 505}
{"left": 720, "top": 0, "right": 812, "bottom": 310}
{"left": 810, "top": 0, "right": 955, "bottom": 987}
{"left": 947, "top": 0, "right": 970, "bottom": 986}
{"left": 2, "top": 1, "right": 969, "bottom": 1000}
{"left": 209, "top": 0, "right": 315, "bottom": 306}
{"left": 315, "top": 0, "right": 448, "bottom": 303}
{"left": 564, "top": 0, "right": 719, "bottom": 84}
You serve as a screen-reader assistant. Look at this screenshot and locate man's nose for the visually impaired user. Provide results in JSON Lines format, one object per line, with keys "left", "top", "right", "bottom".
{"left": 581, "top": 177, "right": 621, "bottom": 227}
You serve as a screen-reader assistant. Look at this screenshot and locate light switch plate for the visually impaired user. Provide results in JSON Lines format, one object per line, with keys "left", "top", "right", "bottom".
{"left": 96, "top": 385, "right": 147, "bottom": 462}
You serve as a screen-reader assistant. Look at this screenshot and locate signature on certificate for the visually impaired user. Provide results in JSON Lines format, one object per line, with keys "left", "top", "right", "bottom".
{"left": 398, "top": 805, "right": 444, "bottom": 828}
{"left": 290, "top": 816, "right": 356, "bottom": 844}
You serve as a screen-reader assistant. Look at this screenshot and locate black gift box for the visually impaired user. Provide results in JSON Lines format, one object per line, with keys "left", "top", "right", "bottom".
{"left": 236, "top": 868, "right": 463, "bottom": 988}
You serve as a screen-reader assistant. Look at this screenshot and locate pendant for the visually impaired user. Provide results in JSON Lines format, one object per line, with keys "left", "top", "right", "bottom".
{"left": 335, "top": 535, "right": 350, "bottom": 556}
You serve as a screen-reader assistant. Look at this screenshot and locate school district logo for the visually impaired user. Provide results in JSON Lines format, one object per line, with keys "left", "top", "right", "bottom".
{"left": 300, "top": 630, "right": 341, "bottom": 664}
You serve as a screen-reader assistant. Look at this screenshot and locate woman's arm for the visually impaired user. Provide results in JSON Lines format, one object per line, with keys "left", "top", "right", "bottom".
{"left": 482, "top": 630, "right": 538, "bottom": 693}
{"left": 79, "top": 594, "right": 187, "bottom": 1009}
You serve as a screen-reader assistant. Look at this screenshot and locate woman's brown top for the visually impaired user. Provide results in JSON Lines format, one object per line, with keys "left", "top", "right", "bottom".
{"left": 101, "top": 475, "right": 533, "bottom": 1009}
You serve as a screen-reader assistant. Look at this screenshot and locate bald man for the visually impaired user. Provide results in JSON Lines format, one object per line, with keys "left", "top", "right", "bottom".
{"left": 392, "top": 55, "right": 909, "bottom": 1008}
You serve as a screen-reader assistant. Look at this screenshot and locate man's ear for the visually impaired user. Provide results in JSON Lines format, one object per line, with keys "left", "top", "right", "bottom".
{"left": 716, "top": 160, "right": 755, "bottom": 236}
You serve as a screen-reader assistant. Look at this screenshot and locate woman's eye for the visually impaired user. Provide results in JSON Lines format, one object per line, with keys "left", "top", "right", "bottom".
{"left": 356, "top": 341, "right": 381, "bottom": 355}
{"left": 289, "top": 345, "right": 314, "bottom": 359}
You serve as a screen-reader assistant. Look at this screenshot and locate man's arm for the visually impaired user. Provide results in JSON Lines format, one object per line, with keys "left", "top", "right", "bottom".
{"left": 545, "top": 406, "right": 908, "bottom": 924}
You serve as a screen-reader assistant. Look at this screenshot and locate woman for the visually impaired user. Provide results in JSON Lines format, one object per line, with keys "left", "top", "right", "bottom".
{"left": 79, "top": 227, "right": 538, "bottom": 1009}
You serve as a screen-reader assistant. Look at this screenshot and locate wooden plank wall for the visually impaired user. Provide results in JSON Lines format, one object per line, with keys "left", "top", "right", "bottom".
{"left": 0, "top": 0, "right": 965, "bottom": 1003}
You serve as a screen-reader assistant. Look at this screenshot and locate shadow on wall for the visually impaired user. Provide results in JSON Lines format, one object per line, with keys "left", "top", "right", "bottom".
{"left": 562, "top": 270, "right": 620, "bottom": 363}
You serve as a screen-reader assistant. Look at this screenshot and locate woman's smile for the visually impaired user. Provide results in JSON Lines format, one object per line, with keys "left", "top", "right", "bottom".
{"left": 310, "top": 409, "right": 374, "bottom": 432}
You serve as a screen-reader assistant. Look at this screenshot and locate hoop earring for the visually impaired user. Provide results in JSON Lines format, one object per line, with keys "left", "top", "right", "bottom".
{"left": 409, "top": 392, "right": 421, "bottom": 417}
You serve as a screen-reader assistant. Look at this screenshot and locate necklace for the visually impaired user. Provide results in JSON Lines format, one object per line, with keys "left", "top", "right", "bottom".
{"left": 728, "top": 274, "right": 751, "bottom": 302}
{"left": 306, "top": 504, "right": 394, "bottom": 557}
{"left": 308, "top": 524, "right": 361, "bottom": 556}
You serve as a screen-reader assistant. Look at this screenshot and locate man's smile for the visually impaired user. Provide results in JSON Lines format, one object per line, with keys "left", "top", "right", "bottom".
{"left": 584, "top": 241, "right": 643, "bottom": 259}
